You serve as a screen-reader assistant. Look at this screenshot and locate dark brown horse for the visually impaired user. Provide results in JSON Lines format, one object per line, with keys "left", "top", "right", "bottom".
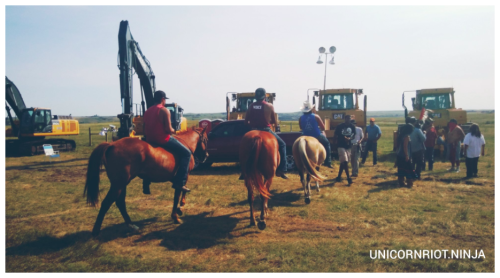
{"left": 239, "top": 130, "right": 279, "bottom": 230}
{"left": 84, "top": 127, "right": 208, "bottom": 236}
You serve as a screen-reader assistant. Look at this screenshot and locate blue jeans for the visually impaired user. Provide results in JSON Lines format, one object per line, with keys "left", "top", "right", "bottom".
{"left": 424, "top": 147, "right": 434, "bottom": 170}
{"left": 361, "top": 140, "right": 377, "bottom": 165}
{"left": 315, "top": 134, "right": 332, "bottom": 165}
{"left": 163, "top": 137, "right": 191, "bottom": 188}
{"left": 253, "top": 127, "right": 287, "bottom": 172}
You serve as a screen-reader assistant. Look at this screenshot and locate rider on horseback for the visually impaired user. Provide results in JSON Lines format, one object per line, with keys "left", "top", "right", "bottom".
{"left": 242, "top": 88, "right": 288, "bottom": 179}
{"left": 143, "top": 90, "right": 192, "bottom": 193}
{"left": 298, "top": 101, "right": 333, "bottom": 168}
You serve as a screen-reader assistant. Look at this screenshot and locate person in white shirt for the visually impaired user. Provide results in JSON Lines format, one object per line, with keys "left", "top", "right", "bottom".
{"left": 350, "top": 119, "right": 364, "bottom": 177}
{"left": 463, "top": 123, "right": 486, "bottom": 178}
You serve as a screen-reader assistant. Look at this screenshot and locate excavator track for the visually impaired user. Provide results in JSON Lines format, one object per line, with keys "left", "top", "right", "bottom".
{"left": 6, "top": 139, "right": 76, "bottom": 156}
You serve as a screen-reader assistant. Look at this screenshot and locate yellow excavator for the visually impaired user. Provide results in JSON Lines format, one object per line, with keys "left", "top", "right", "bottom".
{"left": 6, "top": 76, "right": 79, "bottom": 155}
{"left": 116, "top": 20, "right": 187, "bottom": 139}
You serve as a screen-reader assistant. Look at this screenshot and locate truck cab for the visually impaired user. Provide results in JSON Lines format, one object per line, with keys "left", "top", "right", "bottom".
{"left": 312, "top": 88, "right": 367, "bottom": 147}
{"left": 409, "top": 88, "right": 467, "bottom": 128}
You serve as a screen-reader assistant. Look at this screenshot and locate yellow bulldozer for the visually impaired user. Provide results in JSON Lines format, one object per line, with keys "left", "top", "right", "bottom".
{"left": 310, "top": 88, "right": 367, "bottom": 153}
{"left": 392, "top": 87, "right": 471, "bottom": 151}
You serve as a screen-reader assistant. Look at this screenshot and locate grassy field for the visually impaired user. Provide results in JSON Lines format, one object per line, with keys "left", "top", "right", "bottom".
{"left": 5, "top": 112, "right": 494, "bottom": 272}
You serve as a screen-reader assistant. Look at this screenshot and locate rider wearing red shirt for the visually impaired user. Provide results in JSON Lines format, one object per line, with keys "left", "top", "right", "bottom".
{"left": 144, "top": 91, "right": 191, "bottom": 193}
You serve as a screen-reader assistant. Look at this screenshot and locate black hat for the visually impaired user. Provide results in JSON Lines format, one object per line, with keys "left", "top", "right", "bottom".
{"left": 255, "top": 88, "right": 266, "bottom": 100}
{"left": 350, "top": 119, "right": 356, "bottom": 124}
{"left": 154, "top": 90, "right": 169, "bottom": 102}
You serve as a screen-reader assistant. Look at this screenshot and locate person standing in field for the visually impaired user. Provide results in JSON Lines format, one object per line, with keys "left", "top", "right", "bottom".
{"left": 334, "top": 114, "right": 356, "bottom": 185}
{"left": 298, "top": 101, "right": 333, "bottom": 168}
{"left": 360, "top": 118, "right": 382, "bottom": 166}
{"left": 423, "top": 119, "right": 438, "bottom": 171}
{"left": 446, "top": 119, "right": 465, "bottom": 172}
{"left": 350, "top": 119, "right": 364, "bottom": 177}
{"left": 409, "top": 118, "right": 426, "bottom": 179}
{"left": 244, "top": 87, "right": 288, "bottom": 179}
{"left": 395, "top": 124, "right": 417, "bottom": 188}
{"left": 463, "top": 123, "right": 485, "bottom": 178}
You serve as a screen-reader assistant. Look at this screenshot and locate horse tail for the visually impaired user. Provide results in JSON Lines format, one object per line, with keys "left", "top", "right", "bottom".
{"left": 246, "top": 137, "right": 271, "bottom": 199}
{"left": 84, "top": 142, "right": 112, "bottom": 207}
{"left": 298, "top": 137, "right": 326, "bottom": 182}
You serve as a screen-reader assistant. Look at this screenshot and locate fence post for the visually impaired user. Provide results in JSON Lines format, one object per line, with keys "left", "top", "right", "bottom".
{"left": 290, "top": 122, "right": 292, "bottom": 132}
{"left": 105, "top": 132, "right": 108, "bottom": 142}
{"left": 89, "top": 127, "right": 92, "bottom": 146}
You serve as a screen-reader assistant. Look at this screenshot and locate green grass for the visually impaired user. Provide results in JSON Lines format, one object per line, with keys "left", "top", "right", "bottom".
{"left": 5, "top": 113, "right": 495, "bottom": 272}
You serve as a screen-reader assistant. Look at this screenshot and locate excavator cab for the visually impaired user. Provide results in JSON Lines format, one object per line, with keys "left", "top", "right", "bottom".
{"left": 19, "top": 108, "right": 53, "bottom": 135}
{"left": 165, "top": 103, "right": 186, "bottom": 132}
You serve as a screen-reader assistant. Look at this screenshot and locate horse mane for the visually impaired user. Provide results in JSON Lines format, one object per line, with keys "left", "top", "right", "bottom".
{"left": 175, "top": 126, "right": 203, "bottom": 136}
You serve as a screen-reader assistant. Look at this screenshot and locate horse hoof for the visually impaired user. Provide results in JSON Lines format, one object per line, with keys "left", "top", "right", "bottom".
{"left": 305, "top": 197, "right": 311, "bottom": 204}
{"left": 257, "top": 221, "right": 267, "bottom": 230}
{"left": 128, "top": 224, "right": 140, "bottom": 232}
{"left": 172, "top": 218, "right": 182, "bottom": 224}
{"left": 176, "top": 207, "right": 183, "bottom": 216}
{"left": 250, "top": 221, "right": 256, "bottom": 227}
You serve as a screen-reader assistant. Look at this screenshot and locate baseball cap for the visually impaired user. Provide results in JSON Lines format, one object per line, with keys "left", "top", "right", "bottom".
{"left": 370, "top": 118, "right": 375, "bottom": 122}
{"left": 154, "top": 90, "right": 169, "bottom": 102}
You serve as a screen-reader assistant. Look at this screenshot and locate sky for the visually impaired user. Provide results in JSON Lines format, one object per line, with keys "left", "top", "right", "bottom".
{"left": 4, "top": 5, "right": 495, "bottom": 116}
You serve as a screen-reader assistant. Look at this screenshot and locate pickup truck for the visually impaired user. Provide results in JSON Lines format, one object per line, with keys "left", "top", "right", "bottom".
{"left": 196, "top": 120, "right": 301, "bottom": 170}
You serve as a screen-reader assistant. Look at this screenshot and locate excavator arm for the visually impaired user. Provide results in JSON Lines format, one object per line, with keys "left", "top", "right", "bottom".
{"left": 5, "top": 76, "right": 27, "bottom": 136}
{"left": 117, "top": 20, "right": 156, "bottom": 138}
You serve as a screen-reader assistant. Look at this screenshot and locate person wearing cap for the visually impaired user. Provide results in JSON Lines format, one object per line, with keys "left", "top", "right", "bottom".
{"left": 298, "top": 101, "right": 332, "bottom": 168}
{"left": 243, "top": 88, "right": 288, "bottom": 179}
{"left": 143, "top": 90, "right": 192, "bottom": 193}
{"left": 333, "top": 114, "right": 356, "bottom": 185}
{"left": 350, "top": 119, "right": 364, "bottom": 177}
{"left": 446, "top": 118, "right": 465, "bottom": 172}
{"left": 361, "top": 118, "right": 382, "bottom": 166}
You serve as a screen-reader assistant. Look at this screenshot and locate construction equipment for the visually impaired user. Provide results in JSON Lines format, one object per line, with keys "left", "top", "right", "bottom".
{"left": 5, "top": 76, "right": 79, "bottom": 156}
{"left": 392, "top": 88, "right": 471, "bottom": 151}
{"left": 117, "top": 20, "right": 186, "bottom": 139}
{"left": 225, "top": 92, "right": 280, "bottom": 132}
{"left": 309, "top": 88, "right": 367, "bottom": 153}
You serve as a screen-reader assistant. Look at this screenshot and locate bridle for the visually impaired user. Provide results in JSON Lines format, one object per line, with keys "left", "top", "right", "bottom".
{"left": 193, "top": 128, "right": 209, "bottom": 163}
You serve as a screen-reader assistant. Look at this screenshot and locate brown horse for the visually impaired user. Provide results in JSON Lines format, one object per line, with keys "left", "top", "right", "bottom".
{"left": 84, "top": 127, "right": 208, "bottom": 236}
{"left": 239, "top": 130, "right": 279, "bottom": 230}
{"left": 292, "top": 136, "right": 326, "bottom": 204}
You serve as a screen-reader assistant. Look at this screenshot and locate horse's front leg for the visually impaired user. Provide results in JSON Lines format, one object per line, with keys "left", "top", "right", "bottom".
{"left": 176, "top": 191, "right": 187, "bottom": 216}
{"left": 171, "top": 189, "right": 183, "bottom": 224}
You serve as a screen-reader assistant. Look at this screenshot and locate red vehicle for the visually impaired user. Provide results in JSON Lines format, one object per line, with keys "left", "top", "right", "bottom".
{"left": 195, "top": 120, "right": 301, "bottom": 170}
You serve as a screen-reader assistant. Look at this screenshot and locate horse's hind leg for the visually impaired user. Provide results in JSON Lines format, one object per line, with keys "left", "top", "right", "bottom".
{"left": 305, "top": 174, "right": 311, "bottom": 204}
{"left": 115, "top": 187, "right": 139, "bottom": 232}
{"left": 263, "top": 177, "right": 273, "bottom": 217}
{"left": 246, "top": 180, "right": 256, "bottom": 227}
{"left": 92, "top": 185, "right": 121, "bottom": 237}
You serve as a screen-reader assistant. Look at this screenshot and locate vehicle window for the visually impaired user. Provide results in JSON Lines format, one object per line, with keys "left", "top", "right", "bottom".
{"left": 321, "top": 94, "right": 354, "bottom": 110}
{"left": 422, "top": 94, "right": 451, "bottom": 109}
{"left": 212, "top": 124, "right": 236, "bottom": 137}
{"left": 34, "top": 110, "right": 45, "bottom": 124}
{"left": 234, "top": 124, "right": 251, "bottom": 136}
{"left": 21, "top": 110, "right": 33, "bottom": 127}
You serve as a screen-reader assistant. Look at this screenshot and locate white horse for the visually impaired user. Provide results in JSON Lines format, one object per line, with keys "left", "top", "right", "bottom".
{"left": 292, "top": 136, "right": 327, "bottom": 204}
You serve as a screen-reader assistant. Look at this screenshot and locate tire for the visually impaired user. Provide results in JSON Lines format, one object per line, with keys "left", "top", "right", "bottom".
{"left": 285, "top": 154, "right": 296, "bottom": 171}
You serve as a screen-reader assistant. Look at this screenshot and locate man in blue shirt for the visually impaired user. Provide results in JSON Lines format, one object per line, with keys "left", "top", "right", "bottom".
{"left": 299, "top": 101, "right": 332, "bottom": 168}
{"left": 361, "top": 118, "right": 382, "bottom": 166}
{"left": 409, "top": 118, "right": 426, "bottom": 179}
